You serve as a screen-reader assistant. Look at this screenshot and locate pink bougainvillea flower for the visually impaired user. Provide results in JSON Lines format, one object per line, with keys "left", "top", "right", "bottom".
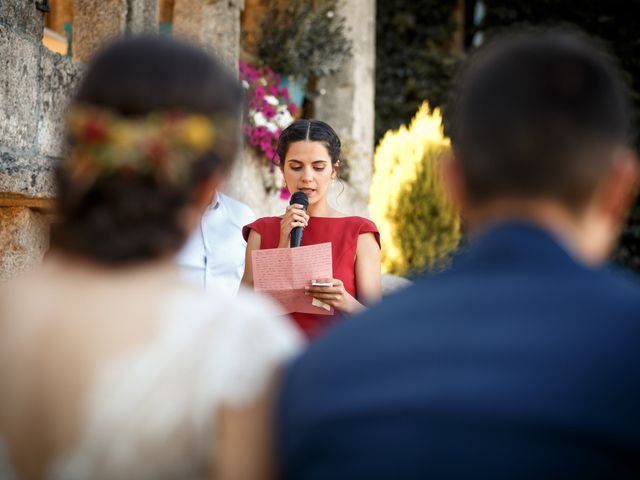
{"left": 265, "top": 148, "right": 276, "bottom": 161}
{"left": 279, "top": 187, "right": 291, "bottom": 200}
{"left": 240, "top": 61, "right": 298, "bottom": 196}
{"left": 263, "top": 105, "right": 277, "bottom": 119}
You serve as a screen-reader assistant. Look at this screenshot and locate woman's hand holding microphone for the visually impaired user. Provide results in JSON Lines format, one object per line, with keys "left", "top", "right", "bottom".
{"left": 277, "top": 203, "right": 309, "bottom": 248}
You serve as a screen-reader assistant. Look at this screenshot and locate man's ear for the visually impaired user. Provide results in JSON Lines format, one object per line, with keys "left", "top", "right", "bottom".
{"left": 442, "top": 151, "right": 469, "bottom": 212}
{"left": 598, "top": 148, "right": 639, "bottom": 225}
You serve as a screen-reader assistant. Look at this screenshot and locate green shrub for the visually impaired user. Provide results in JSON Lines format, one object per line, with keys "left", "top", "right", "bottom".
{"left": 370, "top": 102, "right": 461, "bottom": 277}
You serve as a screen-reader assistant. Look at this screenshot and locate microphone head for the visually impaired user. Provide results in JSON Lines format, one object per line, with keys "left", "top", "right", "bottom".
{"left": 290, "top": 191, "right": 309, "bottom": 210}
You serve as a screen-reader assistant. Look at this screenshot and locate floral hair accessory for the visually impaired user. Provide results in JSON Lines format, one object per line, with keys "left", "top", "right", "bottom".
{"left": 63, "top": 105, "right": 228, "bottom": 192}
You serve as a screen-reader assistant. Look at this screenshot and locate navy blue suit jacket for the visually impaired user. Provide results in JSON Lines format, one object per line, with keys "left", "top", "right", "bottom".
{"left": 277, "top": 222, "right": 640, "bottom": 479}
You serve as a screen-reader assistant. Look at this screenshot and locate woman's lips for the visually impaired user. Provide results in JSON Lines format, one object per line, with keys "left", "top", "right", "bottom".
{"left": 298, "top": 188, "right": 316, "bottom": 195}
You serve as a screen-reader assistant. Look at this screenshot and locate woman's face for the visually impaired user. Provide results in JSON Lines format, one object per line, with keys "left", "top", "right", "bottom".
{"left": 281, "top": 141, "right": 336, "bottom": 205}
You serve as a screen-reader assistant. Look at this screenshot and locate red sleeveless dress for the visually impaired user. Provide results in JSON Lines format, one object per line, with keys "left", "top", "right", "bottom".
{"left": 243, "top": 216, "right": 380, "bottom": 339}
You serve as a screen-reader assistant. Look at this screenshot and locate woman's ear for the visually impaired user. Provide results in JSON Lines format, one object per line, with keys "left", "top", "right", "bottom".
{"left": 332, "top": 160, "right": 340, "bottom": 179}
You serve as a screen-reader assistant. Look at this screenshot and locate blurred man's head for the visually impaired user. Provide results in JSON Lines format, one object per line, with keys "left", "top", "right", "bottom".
{"left": 448, "top": 29, "right": 638, "bottom": 263}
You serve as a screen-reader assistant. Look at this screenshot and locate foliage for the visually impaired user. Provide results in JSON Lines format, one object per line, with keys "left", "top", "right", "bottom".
{"left": 375, "top": 0, "right": 640, "bottom": 274}
{"left": 370, "top": 102, "right": 461, "bottom": 277}
{"left": 375, "top": 0, "right": 460, "bottom": 143}
{"left": 476, "top": 0, "right": 640, "bottom": 273}
{"left": 239, "top": 61, "right": 297, "bottom": 199}
{"left": 256, "top": 0, "right": 352, "bottom": 79}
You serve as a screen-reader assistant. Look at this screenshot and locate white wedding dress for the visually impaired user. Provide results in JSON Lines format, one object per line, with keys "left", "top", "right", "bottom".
{"left": 0, "top": 285, "right": 302, "bottom": 480}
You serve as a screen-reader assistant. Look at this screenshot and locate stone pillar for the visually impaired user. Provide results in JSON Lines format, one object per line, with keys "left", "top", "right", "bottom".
{"left": 0, "top": 0, "right": 83, "bottom": 282}
{"left": 0, "top": 208, "right": 50, "bottom": 281}
{"left": 202, "top": 0, "right": 241, "bottom": 72}
{"left": 172, "top": 0, "right": 205, "bottom": 43}
{"left": 73, "top": 0, "right": 127, "bottom": 62}
{"left": 314, "top": 0, "right": 376, "bottom": 216}
{"left": 173, "top": 0, "right": 241, "bottom": 73}
{"left": 126, "top": 0, "right": 160, "bottom": 34}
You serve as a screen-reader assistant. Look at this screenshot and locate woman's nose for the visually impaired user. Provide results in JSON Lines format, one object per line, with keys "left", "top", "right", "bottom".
{"left": 301, "top": 167, "right": 314, "bottom": 181}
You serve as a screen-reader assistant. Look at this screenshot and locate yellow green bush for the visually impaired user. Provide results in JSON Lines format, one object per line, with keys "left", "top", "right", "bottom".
{"left": 370, "top": 102, "right": 461, "bottom": 277}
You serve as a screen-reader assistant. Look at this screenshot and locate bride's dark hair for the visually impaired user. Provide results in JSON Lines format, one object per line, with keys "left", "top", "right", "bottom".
{"left": 52, "top": 36, "right": 242, "bottom": 265}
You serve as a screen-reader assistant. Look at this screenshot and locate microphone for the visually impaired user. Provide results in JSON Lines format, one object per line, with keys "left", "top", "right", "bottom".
{"left": 289, "top": 191, "right": 309, "bottom": 248}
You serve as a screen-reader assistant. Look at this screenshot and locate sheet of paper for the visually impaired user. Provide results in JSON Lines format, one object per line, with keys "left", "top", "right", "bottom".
{"left": 252, "top": 242, "right": 334, "bottom": 315}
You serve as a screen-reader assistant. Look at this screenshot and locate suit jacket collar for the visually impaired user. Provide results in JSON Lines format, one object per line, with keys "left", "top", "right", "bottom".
{"left": 453, "top": 220, "right": 588, "bottom": 272}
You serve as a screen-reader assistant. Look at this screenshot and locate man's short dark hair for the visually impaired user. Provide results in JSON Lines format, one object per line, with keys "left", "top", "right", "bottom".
{"left": 451, "top": 29, "right": 632, "bottom": 211}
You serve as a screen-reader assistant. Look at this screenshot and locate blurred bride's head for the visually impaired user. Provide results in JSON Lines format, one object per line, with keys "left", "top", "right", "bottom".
{"left": 51, "top": 36, "right": 242, "bottom": 266}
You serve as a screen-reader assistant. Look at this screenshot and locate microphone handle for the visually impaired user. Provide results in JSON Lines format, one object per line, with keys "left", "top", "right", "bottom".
{"left": 290, "top": 226, "right": 303, "bottom": 248}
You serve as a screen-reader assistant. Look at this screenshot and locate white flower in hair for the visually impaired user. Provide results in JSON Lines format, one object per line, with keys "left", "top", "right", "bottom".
{"left": 264, "top": 95, "right": 279, "bottom": 106}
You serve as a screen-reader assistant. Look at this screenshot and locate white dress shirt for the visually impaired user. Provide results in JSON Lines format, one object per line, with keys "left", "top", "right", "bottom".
{"left": 176, "top": 192, "right": 256, "bottom": 296}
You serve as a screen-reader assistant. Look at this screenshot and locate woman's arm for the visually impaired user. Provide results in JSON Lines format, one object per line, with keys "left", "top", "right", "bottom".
{"left": 241, "top": 229, "right": 261, "bottom": 287}
{"left": 214, "top": 374, "right": 279, "bottom": 480}
{"left": 354, "top": 232, "right": 382, "bottom": 306}
{"left": 305, "top": 232, "right": 382, "bottom": 313}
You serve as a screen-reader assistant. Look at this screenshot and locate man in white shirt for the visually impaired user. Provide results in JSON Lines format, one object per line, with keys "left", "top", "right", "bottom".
{"left": 176, "top": 191, "right": 256, "bottom": 295}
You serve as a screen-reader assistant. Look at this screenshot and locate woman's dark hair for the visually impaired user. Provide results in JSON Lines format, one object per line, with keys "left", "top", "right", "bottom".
{"left": 276, "top": 119, "right": 341, "bottom": 166}
{"left": 52, "top": 35, "right": 242, "bottom": 265}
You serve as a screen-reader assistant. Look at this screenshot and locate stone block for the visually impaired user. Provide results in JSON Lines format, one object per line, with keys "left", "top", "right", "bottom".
{"left": 381, "top": 273, "right": 412, "bottom": 296}
{"left": 0, "top": 207, "right": 50, "bottom": 282}
{"left": 0, "top": 150, "right": 56, "bottom": 199}
{"left": 0, "top": 0, "right": 45, "bottom": 39}
{"left": 202, "top": 1, "right": 240, "bottom": 74}
{"left": 126, "top": 0, "right": 160, "bottom": 34}
{"left": 37, "top": 48, "right": 84, "bottom": 158}
{"left": 173, "top": 0, "right": 206, "bottom": 44}
{"left": 0, "top": 24, "right": 39, "bottom": 152}
{"left": 73, "top": 0, "right": 126, "bottom": 63}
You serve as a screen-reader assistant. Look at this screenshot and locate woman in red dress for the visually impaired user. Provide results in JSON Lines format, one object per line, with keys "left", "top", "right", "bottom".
{"left": 242, "top": 119, "right": 382, "bottom": 338}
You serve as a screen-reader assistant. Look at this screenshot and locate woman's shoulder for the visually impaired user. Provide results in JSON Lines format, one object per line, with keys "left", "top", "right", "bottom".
{"left": 242, "top": 216, "right": 281, "bottom": 241}
{"left": 326, "top": 215, "right": 379, "bottom": 234}
{"left": 336, "top": 216, "right": 380, "bottom": 247}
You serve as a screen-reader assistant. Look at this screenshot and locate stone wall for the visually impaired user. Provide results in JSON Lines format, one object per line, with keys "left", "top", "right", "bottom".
{"left": 0, "top": 0, "right": 377, "bottom": 281}
{"left": 0, "top": 2, "right": 83, "bottom": 281}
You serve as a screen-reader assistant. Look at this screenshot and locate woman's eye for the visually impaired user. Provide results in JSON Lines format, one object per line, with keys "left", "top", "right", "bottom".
{"left": 314, "top": 167, "right": 325, "bottom": 171}
{"left": 290, "top": 167, "right": 302, "bottom": 171}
